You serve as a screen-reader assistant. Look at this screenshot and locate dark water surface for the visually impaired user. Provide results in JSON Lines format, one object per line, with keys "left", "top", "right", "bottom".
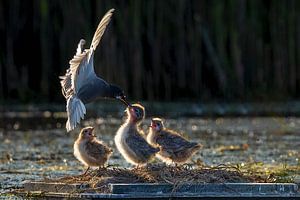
{"left": 0, "top": 110, "right": 299, "bottom": 194}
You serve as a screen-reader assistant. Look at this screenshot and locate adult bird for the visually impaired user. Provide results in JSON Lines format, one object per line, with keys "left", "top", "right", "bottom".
{"left": 59, "top": 9, "right": 129, "bottom": 131}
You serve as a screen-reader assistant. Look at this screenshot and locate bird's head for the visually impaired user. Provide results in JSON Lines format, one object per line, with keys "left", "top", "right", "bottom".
{"left": 150, "top": 118, "right": 164, "bottom": 132}
{"left": 126, "top": 103, "right": 145, "bottom": 123}
{"left": 109, "top": 84, "right": 130, "bottom": 106}
{"left": 79, "top": 127, "right": 96, "bottom": 140}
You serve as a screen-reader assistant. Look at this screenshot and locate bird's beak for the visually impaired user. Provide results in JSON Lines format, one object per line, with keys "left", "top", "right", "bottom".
{"left": 116, "top": 95, "right": 131, "bottom": 107}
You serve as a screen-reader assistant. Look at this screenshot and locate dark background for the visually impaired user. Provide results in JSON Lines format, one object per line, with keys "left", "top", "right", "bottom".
{"left": 0, "top": 0, "right": 299, "bottom": 103}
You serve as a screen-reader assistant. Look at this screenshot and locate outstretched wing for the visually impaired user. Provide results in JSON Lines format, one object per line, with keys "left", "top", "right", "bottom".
{"left": 90, "top": 8, "right": 115, "bottom": 51}
{"left": 59, "top": 68, "right": 72, "bottom": 99}
{"left": 70, "top": 8, "right": 115, "bottom": 94}
{"left": 60, "top": 39, "right": 86, "bottom": 99}
{"left": 59, "top": 8, "right": 115, "bottom": 97}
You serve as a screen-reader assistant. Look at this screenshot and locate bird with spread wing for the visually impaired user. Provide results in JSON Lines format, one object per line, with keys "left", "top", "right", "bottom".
{"left": 59, "top": 9, "right": 130, "bottom": 132}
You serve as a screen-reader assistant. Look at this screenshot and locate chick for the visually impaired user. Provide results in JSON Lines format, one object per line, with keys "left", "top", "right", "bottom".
{"left": 74, "top": 127, "right": 113, "bottom": 174}
{"left": 115, "top": 104, "right": 159, "bottom": 166}
{"left": 147, "top": 118, "right": 202, "bottom": 164}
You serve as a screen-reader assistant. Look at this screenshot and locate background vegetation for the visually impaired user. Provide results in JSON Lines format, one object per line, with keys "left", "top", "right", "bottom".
{"left": 0, "top": 0, "right": 299, "bottom": 103}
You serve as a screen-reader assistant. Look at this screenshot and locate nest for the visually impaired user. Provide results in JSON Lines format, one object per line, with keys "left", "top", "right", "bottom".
{"left": 44, "top": 164, "right": 261, "bottom": 193}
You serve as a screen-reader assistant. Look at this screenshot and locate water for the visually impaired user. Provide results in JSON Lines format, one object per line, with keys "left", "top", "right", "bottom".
{"left": 0, "top": 114, "right": 299, "bottom": 194}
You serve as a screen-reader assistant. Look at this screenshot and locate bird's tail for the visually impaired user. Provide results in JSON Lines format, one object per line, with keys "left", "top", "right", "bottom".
{"left": 66, "top": 96, "right": 86, "bottom": 132}
{"left": 190, "top": 142, "right": 202, "bottom": 152}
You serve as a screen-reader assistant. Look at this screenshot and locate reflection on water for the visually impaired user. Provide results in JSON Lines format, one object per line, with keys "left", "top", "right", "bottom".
{"left": 0, "top": 116, "right": 300, "bottom": 193}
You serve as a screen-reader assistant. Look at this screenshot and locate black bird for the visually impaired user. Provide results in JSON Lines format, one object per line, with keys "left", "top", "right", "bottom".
{"left": 59, "top": 9, "right": 129, "bottom": 131}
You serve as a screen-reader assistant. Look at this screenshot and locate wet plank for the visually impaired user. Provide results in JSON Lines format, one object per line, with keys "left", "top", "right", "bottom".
{"left": 20, "top": 182, "right": 299, "bottom": 199}
{"left": 110, "top": 183, "right": 299, "bottom": 195}
{"left": 24, "top": 181, "right": 89, "bottom": 193}
{"left": 16, "top": 191, "right": 300, "bottom": 200}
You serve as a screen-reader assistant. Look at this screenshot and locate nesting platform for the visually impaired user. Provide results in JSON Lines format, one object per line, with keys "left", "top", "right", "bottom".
{"left": 14, "top": 165, "right": 300, "bottom": 199}
{"left": 17, "top": 182, "right": 299, "bottom": 199}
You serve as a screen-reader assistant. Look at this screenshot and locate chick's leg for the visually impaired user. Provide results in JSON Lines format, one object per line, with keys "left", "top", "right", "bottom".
{"left": 82, "top": 166, "right": 90, "bottom": 175}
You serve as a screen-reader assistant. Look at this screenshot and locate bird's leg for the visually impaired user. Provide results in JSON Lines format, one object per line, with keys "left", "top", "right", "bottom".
{"left": 134, "top": 164, "right": 141, "bottom": 170}
{"left": 98, "top": 165, "right": 105, "bottom": 171}
{"left": 96, "top": 165, "right": 105, "bottom": 176}
{"left": 172, "top": 161, "right": 178, "bottom": 168}
{"left": 82, "top": 166, "right": 90, "bottom": 175}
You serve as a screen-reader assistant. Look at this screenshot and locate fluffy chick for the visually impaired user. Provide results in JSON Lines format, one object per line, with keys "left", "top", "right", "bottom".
{"left": 115, "top": 103, "right": 159, "bottom": 166}
{"left": 74, "top": 127, "right": 113, "bottom": 174}
{"left": 147, "top": 118, "right": 202, "bottom": 164}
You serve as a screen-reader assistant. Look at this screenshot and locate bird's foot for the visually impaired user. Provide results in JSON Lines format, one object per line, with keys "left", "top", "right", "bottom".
{"left": 133, "top": 164, "right": 141, "bottom": 170}
{"left": 98, "top": 166, "right": 105, "bottom": 171}
{"left": 96, "top": 166, "right": 107, "bottom": 176}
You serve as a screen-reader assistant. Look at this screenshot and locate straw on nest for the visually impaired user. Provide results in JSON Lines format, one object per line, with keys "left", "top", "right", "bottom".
{"left": 44, "top": 164, "right": 261, "bottom": 193}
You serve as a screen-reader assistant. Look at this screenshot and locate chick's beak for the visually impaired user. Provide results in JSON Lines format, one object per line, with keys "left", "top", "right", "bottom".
{"left": 89, "top": 128, "right": 96, "bottom": 137}
{"left": 149, "top": 122, "right": 155, "bottom": 128}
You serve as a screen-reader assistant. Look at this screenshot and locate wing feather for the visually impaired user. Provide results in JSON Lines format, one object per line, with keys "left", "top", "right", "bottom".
{"left": 59, "top": 69, "right": 73, "bottom": 99}
{"left": 126, "top": 131, "right": 159, "bottom": 159}
{"left": 90, "top": 8, "right": 115, "bottom": 51}
{"left": 86, "top": 140, "right": 112, "bottom": 161}
{"left": 62, "top": 8, "right": 115, "bottom": 95}
{"left": 157, "top": 130, "right": 194, "bottom": 152}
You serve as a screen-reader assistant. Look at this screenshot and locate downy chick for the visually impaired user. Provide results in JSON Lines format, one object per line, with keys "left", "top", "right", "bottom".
{"left": 115, "top": 104, "right": 159, "bottom": 166}
{"left": 147, "top": 118, "right": 202, "bottom": 164}
{"left": 74, "top": 127, "right": 113, "bottom": 174}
